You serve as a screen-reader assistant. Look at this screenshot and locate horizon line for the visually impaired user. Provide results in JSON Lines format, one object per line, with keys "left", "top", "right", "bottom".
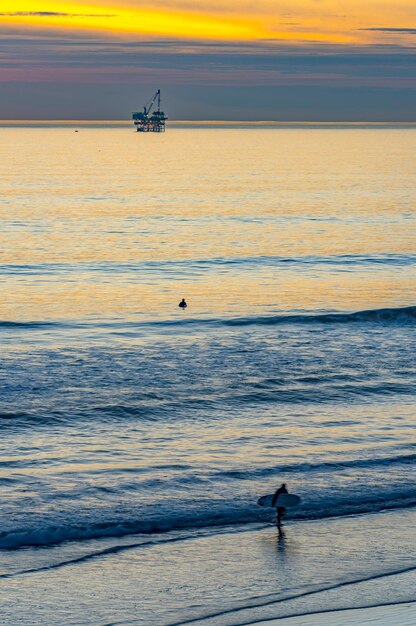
{"left": 1, "top": 119, "right": 416, "bottom": 125}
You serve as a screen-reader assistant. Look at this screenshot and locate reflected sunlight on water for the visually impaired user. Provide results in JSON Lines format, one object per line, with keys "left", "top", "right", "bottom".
{"left": 0, "top": 127, "right": 415, "bottom": 322}
{"left": 0, "top": 125, "right": 414, "bottom": 562}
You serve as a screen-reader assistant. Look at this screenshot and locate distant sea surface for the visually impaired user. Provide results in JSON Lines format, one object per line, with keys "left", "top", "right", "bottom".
{"left": 0, "top": 123, "right": 415, "bottom": 554}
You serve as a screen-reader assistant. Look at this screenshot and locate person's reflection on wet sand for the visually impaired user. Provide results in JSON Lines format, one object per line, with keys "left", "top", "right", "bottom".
{"left": 277, "top": 526, "right": 286, "bottom": 550}
{"left": 274, "top": 526, "right": 286, "bottom": 566}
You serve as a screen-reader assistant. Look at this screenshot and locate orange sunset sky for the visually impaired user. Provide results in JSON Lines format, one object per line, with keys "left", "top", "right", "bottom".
{"left": 0, "top": 1, "right": 415, "bottom": 119}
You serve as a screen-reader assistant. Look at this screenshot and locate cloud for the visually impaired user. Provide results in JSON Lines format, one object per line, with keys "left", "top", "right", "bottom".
{"left": 361, "top": 28, "right": 416, "bottom": 34}
{"left": 0, "top": 12, "right": 115, "bottom": 19}
{"left": 1, "top": 32, "right": 415, "bottom": 90}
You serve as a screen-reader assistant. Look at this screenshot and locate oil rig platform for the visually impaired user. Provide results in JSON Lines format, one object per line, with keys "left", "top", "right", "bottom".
{"left": 132, "top": 90, "right": 167, "bottom": 132}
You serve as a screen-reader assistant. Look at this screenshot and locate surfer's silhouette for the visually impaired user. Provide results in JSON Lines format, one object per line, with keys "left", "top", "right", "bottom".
{"left": 179, "top": 298, "right": 187, "bottom": 309}
{"left": 272, "top": 483, "right": 288, "bottom": 528}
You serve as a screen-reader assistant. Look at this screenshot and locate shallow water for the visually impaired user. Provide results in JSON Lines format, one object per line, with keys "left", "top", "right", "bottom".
{"left": 0, "top": 124, "right": 415, "bottom": 622}
{"left": 1, "top": 509, "right": 415, "bottom": 625}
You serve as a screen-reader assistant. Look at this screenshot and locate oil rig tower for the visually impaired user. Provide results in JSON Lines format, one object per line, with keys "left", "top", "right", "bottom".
{"left": 132, "top": 90, "right": 167, "bottom": 132}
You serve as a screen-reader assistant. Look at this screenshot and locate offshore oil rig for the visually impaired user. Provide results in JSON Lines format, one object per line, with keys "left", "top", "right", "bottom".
{"left": 132, "top": 90, "right": 167, "bottom": 132}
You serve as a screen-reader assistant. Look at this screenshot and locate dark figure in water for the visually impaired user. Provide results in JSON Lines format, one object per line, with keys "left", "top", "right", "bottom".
{"left": 272, "top": 483, "right": 288, "bottom": 527}
{"left": 179, "top": 298, "right": 187, "bottom": 309}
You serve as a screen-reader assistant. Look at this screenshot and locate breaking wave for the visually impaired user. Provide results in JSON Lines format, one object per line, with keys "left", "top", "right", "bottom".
{"left": 1, "top": 305, "right": 414, "bottom": 333}
{"left": 1, "top": 492, "right": 415, "bottom": 551}
{"left": 1, "top": 453, "right": 415, "bottom": 551}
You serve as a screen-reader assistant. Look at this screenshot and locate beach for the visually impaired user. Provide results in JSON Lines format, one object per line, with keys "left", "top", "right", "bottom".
{"left": 257, "top": 604, "right": 416, "bottom": 626}
{"left": 263, "top": 604, "right": 416, "bottom": 626}
{"left": 0, "top": 124, "right": 415, "bottom": 624}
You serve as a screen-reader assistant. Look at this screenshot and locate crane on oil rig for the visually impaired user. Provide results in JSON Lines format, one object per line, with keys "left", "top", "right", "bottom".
{"left": 132, "top": 90, "right": 167, "bottom": 132}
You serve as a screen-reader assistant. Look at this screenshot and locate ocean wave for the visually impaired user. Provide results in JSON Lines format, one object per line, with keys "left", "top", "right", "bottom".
{"left": 1, "top": 379, "right": 414, "bottom": 431}
{"left": 0, "top": 320, "right": 59, "bottom": 329}
{"left": 1, "top": 253, "right": 414, "bottom": 276}
{"left": 1, "top": 484, "right": 415, "bottom": 551}
{"left": 124, "top": 305, "right": 416, "bottom": 328}
{"left": 2, "top": 377, "right": 413, "bottom": 430}
{"left": 220, "top": 306, "right": 416, "bottom": 327}
{"left": 0, "top": 306, "right": 414, "bottom": 333}
{"left": 214, "top": 453, "right": 416, "bottom": 480}
{"left": 0, "top": 411, "right": 30, "bottom": 421}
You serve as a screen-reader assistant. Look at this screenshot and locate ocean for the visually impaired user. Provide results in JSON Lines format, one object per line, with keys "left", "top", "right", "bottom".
{"left": 0, "top": 123, "right": 415, "bottom": 625}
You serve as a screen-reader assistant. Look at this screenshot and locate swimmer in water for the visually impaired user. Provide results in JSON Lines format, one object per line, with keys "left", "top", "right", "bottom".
{"left": 179, "top": 298, "right": 187, "bottom": 309}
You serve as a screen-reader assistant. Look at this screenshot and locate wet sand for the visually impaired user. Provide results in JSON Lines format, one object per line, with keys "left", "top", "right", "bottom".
{"left": 0, "top": 507, "right": 415, "bottom": 625}
{"left": 254, "top": 601, "right": 416, "bottom": 625}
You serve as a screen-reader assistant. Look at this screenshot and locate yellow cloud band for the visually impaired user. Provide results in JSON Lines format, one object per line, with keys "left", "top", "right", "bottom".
{"left": 0, "top": 1, "right": 413, "bottom": 43}
{"left": 0, "top": 1, "right": 359, "bottom": 41}
{"left": 0, "top": 1, "right": 262, "bottom": 39}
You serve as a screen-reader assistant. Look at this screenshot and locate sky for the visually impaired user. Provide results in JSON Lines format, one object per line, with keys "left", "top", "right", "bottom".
{"left": 0, "top": 1, "right": 416, "bottom": 120}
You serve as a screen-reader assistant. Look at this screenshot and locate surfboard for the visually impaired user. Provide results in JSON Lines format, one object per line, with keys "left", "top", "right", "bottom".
{"left": 257, "top": 493, "right": 301, "bottom": 508}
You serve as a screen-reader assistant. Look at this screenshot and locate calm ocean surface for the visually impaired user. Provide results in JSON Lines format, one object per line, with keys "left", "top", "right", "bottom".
{"left": 0, "top": 124, "right": 415, "bottom": 560}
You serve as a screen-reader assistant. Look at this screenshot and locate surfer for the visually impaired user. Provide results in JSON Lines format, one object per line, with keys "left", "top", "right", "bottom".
{"left": 179, "top": 298, "right": 187, "bottom": 309}
{"left": 272, "top": 483, "right": 288, "bottom": 527}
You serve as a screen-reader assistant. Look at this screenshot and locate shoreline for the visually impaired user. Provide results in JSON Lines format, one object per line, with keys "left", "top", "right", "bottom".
{"left": 251, "top": 601, "right": 416, "bottom": 626}
{"left": 1, "top": 506, "right": 415, "bottom": 625}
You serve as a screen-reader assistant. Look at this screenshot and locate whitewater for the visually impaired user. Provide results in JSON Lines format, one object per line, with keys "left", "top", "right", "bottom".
{"left": 0, "top": 123, "right": 415, "bottom": 625}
